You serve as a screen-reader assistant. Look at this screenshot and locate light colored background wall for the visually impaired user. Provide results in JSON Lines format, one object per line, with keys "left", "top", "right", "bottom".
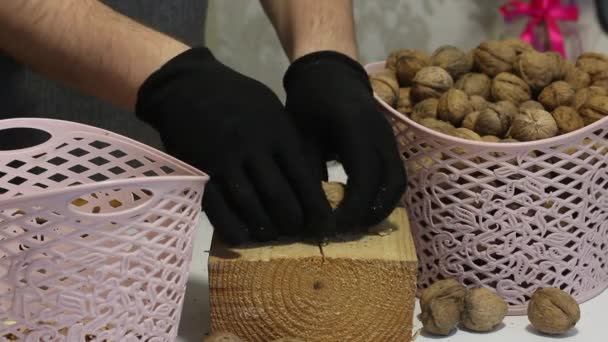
{"left": 205, "top": 0, "right": 607, "bottom": 99}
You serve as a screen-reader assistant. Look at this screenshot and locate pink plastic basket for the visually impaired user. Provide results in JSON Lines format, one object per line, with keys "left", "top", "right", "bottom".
{"left": 0, "top": 118, "right": 208, "bottom": 340}
{"left": 366, "top": 62, "right": 608, "bottom": 315}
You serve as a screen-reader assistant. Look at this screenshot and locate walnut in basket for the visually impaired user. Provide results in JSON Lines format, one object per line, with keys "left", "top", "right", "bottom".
{"left": 579, "top": 95, "right": 608, "bottom": 125}
{"left": 538, "top": 81, "right": 575, "bottom": 111}
{"left": 491, "top": 72, "right": 531, "bottom": 104}
{"left": 511, "top": 109, "right": 558, "bottom": 141}
{"left": 563, "top": 63, "right": 591, "bottom": 90}
{"left": 454, "top": 72, "right": 491, "bottom": 99}
{"left": 473, "top": 40, "right": 516, "bottom": 77}
{"left": 469, "top": 95, "right": 488, "bottom": 112}
{"left": 411, "top": 66, "right": 454, "bottom": 101}
{"left": 395, "top": 87, "right": 413, "bottom": 114}
{"left": 576, "top": 52, "right": 608, "bottom": 79}
{"left": 418, "top": 117, "right": 456, "bottom": 135}
{"left": 552, "top": 106, "right": 584, "bottom": 134}
{"left": 501, "top": 38, "right": 534, "bottom": 55}
{"left": 431, "top": 45, "right": 473, "bottom": 79}
{"left": 370, "top": 77, "right": 398, "bottom": 107}
{"left": 437, "top": 88, "right": 472, "bottom": 126}
{"left": 462, "top": 111, "right": 481, "bottom": 131}
{"left": 591, "top": 70, "right": 608, "bottom": 90}
{"left": 573, "top": 86, "right": 608, "bottom": 109}
{"left": 513, "top": 51, "right": 559, "bottom": 91}
{"left": 519, "top": 100, "right": 545, "bottom": 112}
{"left": 395, "top": 49, "right": 431, "bottom": 86}
{"left": 411, "top": 98, "right": 439, "bottom": 122}
{"left": 474, "top": 101, "right": 516, "bottom": 137}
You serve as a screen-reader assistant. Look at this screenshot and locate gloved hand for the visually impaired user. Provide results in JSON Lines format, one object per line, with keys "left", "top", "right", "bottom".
{"left": 136, "top": 47, "right": 333, "bottom": 245}
{"left": 284, "top": 51, "right": 407, "bottom": 232}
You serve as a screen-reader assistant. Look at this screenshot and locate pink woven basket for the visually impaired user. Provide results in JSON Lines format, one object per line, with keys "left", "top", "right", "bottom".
{"left": 0, "top": 118, "right": 208, "bottom": 341}
{"left": 365, "top": 62, "right": 608, "bottom": 315}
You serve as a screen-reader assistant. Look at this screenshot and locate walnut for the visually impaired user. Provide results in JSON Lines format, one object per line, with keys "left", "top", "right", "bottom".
{"left": 204, "top": 332, "right": 244, "bottom": 342}
{"left": 501, "top": 38, "right": 534, "bottom": 55}
{"left": 412, "top": 66, "right": 454, "bottom": 101}
{"left": 437, "top": 88, "right": 472, "bottom": 126}
{"left": 513, "top": 51, "right": 558, "bottom": 91}
{"left": 576, "top": 52, "right": 608, "bottom": 79}
{"left": 591, "top": 70, "right": 608, "bottom": 90}
{"left": 418, "top": 117, "right": 455, "bottom": 135}
{"left": 538, "top": 81, "right": 575, "bottom": 111}
{"left": 519, "top": 100, "right": 544, "bottom": 112}
{"left": 462, "top": 288, "right": 508, "bottom": 332}
{"left": 271, "top": 338, "right": 306, "bottom": 342}
{"left": 321, "top": 181, "right": 345, "bottom": 209}
{"left": 579, "top": 95, "right": 608, "bottom": 125}
{"left": 469, "top": 95, "right": 488, "bottom": 112}
{"left": 552, "top": 106, "right": 584, "bottom": 134}
{"left": 481, "top": 135, "right": 501, "bottom": 143}
{"left": 573, "top": 86, "right": 608, "bottom": 109}
{"left": 528, "top": 288, "right": 580, "bottom": 335}
{"left": 395, "top": 50, "right": 431, "bottom": 86}
{"left": 473, "top": 40, "right": 516, "bottom": 77}
{"left": 396, "top": 87, "right": 413, "bottom": 114}
{"left": 454, "top": 72, "right": 491, "bottom": 99}
{"left": 370, "top": 78, "right": 398, "bottom": 107}
{"left": 545, "top": 51, "right": 568, "bottom": 80}
{"left": 431, "top": 45, "right": 473, "bottom": 79}
{"left": 511, "top": 109, "right": 558, "bottom": 141}
{"left": 420, "top": 279, "right": 466, "bottom": 336}
{"left": 474, "top": 101, "right": 517, "bottom": 138}
{"left": 563, "top": 64, "right": 591, "bottom": 90}
{"left": 411, "top": 98, "right": 439, "bottom": 122}
{"left": 386, "top": 49, "right": 409, "bottom": 71}
{"left": 462, "top": 111, "right": 481, "bottom": 131}
{"left": 491, "top": 72, "right": 531, "bottom": 104}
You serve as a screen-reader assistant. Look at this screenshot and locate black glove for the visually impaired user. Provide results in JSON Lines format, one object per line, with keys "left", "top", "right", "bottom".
{"left": 136, "top": 47, "right": 333, "bottom": 245}
{"left": 284, "top": 51, "right": 407, "bottom": 232}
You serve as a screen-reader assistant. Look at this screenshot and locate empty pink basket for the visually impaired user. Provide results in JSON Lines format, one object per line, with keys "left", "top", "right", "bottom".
{"left": 0, "top": 118, "right": 208, "bottom": 340}
{"left": 366, "top": 62, "right": 608, "bottom": 315}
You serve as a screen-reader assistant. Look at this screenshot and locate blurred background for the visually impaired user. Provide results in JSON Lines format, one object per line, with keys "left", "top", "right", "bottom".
{"left": 205, "top": 0, "right": 607, "bottom": 99}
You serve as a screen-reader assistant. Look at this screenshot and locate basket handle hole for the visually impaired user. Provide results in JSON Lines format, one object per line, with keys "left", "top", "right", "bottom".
{"left": 0, "top": 128, "right": 51, "bottom": 151}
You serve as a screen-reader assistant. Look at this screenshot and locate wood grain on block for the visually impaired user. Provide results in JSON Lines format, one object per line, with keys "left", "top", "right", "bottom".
{"left": 208, "top": 207, "right": 417, "bottom": 342}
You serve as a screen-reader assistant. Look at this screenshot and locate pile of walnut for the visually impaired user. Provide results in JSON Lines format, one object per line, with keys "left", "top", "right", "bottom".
{"left": 370, "top": 39, "right": 608, "bottom": 143}
{"left": 421, "top": 279, "right": 580, "bottom": 337}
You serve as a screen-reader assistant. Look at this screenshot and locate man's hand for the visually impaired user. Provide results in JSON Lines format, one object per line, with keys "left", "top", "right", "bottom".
{"left": 284, "top": 51, "right": 407, "bottom": 232}
{"left": 136, "top": 48, "right": 334, "bottom": 245}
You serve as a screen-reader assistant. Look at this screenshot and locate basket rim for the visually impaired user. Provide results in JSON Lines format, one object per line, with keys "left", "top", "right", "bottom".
{"left": 365, "top": 61, "right": 608, "bottom": 149}
{"left": 0, "top": 174, "right": 208, "bottom": 207}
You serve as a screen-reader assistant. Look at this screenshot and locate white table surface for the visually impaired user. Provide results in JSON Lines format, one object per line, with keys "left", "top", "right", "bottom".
{"left": 178, "top": 164, "right": 605, "bottom": 341}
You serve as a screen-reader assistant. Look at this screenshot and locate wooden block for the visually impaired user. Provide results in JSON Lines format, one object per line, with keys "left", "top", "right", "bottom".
{"left": 208, "top": 207, "right": 417, "bottom": 342}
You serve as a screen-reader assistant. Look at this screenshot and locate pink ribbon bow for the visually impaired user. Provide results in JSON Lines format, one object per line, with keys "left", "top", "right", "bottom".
{"left": 500, "top": 0, "right": 579, "bottom": 57}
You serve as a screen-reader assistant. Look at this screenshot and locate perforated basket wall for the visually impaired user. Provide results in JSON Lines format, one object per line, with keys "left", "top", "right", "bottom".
{"left": 366, "top": 62, "right": 608, "bottom": 315}
{"left": 0, "top": 118, "right": 208, "bottom": 341}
